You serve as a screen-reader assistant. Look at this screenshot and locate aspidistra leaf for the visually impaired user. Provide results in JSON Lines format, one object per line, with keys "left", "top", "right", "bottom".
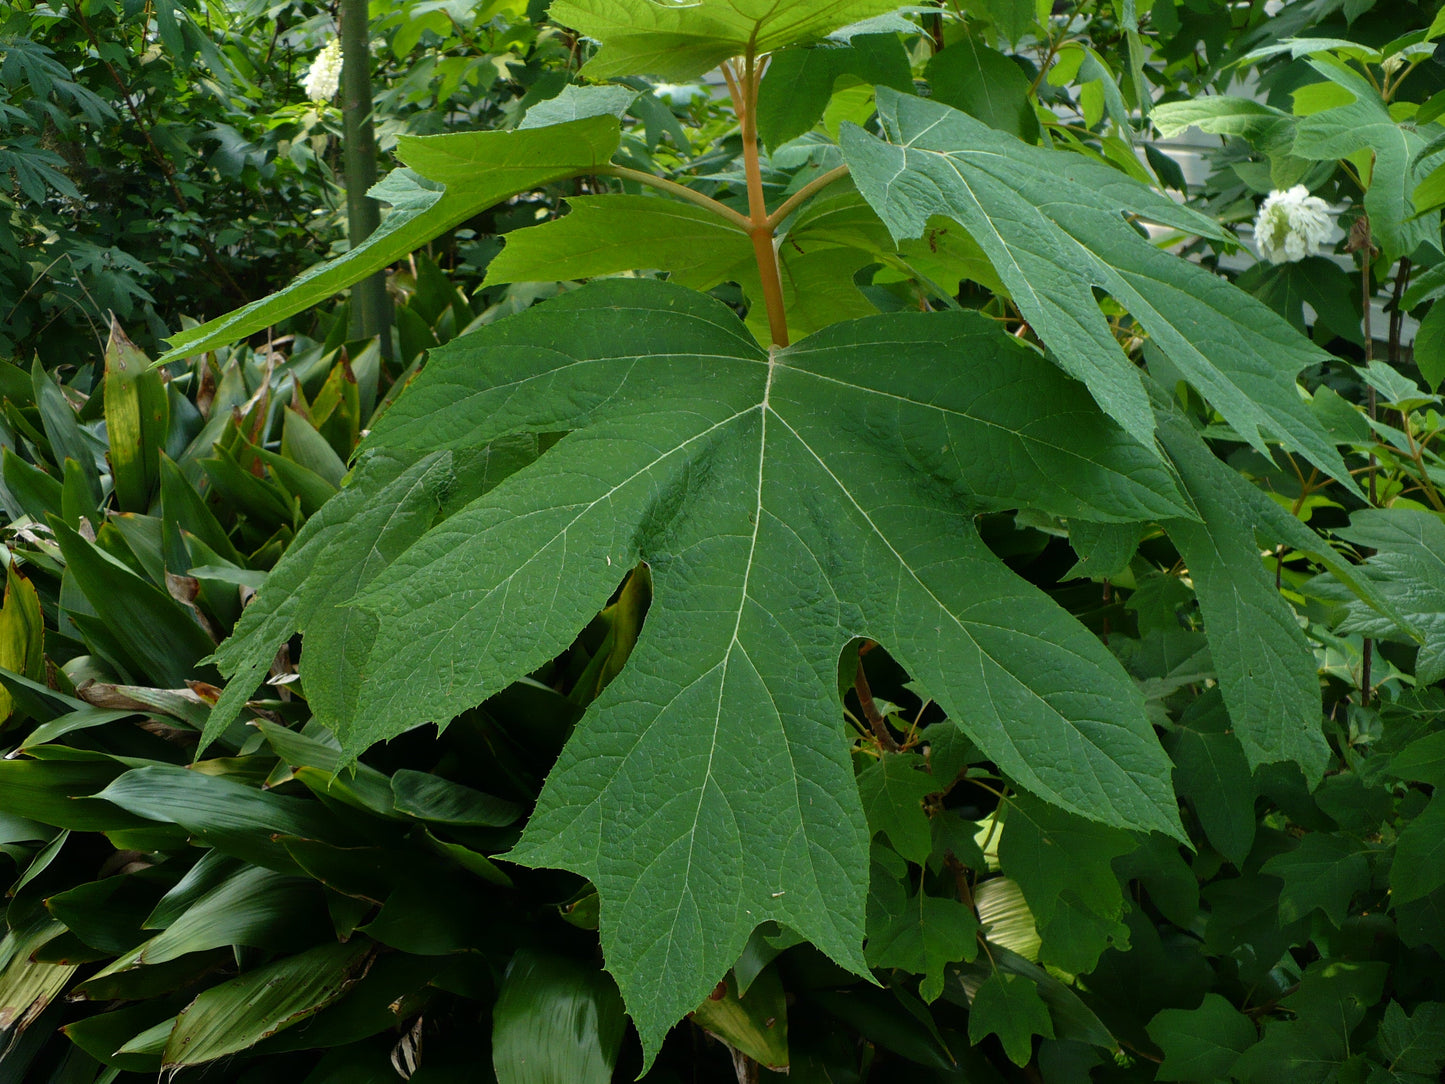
{"left": 214, "top": 279, "right": 1185, "bottom": 1062}
{"left": 104, "top": 319, "right": 169, "bottom": 513}
{"left": 0, "top": 564, "right": 44, "bottom": 722}
{"left": 162, "top": 940, "right": 371, "bottom": 1066}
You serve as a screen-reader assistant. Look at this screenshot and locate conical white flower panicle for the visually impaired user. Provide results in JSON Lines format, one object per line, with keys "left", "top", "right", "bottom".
{"left": 302, "top": 39, "right": 343, "bottom": 102}
{"left": 1253, "top": 185, "right": 1333, "bottom": 265}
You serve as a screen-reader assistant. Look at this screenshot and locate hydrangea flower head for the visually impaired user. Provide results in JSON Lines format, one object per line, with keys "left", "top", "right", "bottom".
{"left": 1253, "top": 185, "right": 1333, "bottom": 264}
{"left": 652, "top": 83, "right": 707, "bottom": 108}
{"left": 302, "top": 39, "right": 343, "bottom": 102}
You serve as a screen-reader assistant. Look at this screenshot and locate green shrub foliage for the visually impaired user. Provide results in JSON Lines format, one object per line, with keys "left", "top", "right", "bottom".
{"left": 1, "top": 0, "right": 1444, "bottom": 1081}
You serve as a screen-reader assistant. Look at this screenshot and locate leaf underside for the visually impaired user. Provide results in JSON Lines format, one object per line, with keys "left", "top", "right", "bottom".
{"left": 213, "top": 278, "right": 1186, "bottom": 1062}
{"left": 549, "top": 0, "right": 906, "bottom": 80}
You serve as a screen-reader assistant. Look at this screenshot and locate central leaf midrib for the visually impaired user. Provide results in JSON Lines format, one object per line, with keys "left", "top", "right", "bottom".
{"left": 674, "top": 351, "right": 774, "bottom": 910}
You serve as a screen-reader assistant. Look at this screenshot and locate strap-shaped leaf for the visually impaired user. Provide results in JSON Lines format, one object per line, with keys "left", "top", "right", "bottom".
{"left": 157, "top": 117, "right": 621, "bottom": 363}
{"left": 840, "top": 88, "right": 1352, "bottom": 491}
{"left": 199, "top": 452, "right": 451, "bottom": 750}
{"left": 212, "top": 280, "right": 1187, "bottom": 1062}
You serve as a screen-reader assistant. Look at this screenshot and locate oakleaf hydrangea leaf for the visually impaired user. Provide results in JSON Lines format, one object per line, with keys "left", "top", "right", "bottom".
{"left": 518, "top": 83, "right": 639, "bottom": 129}
{"left": 202, "top": 437, "right": 548, "bottom": 750}
{"left": 857, "top": 753, "right": 938, "bottom": 865}
{"left": 548, "top": 0, "right": 906, "bottom": 81}
{"left": 1260, "top": 833, "right": 1370, "bottom": 926}
{"left": 1163, "top": 690, "right": 1257, "bottom": 865}
{"left": 1155, "top": 405, "right": 1331, "bottom": 784}
{"left": 840, "top": 88, "right": 1353, "bottom": 492}
{"left": 1393, "top": 796, "right": 1445, "bottom": 905}
{"left": 968, "top": 971, "right": 1053, "bottom": 1066}
{"left": 757, "top": 32, "right": 913, "bottom": 150}
{"left": 1313, "top": 508, "right": 1445, "bottom": 684}
{"left": 1388, "top": 731, "right": 1445, "bottom": 789}
{"left": 214, "top": 279, "right": 1186, "bottom": 1062}
{"left": 1292, "top": 59, "right": 1442, "bottom": 265}
{"left": 200, "top": 453, "right": 451, "bottom": 750}
{"left": 999, "top": 795, "right": 1134, "bottom": 974}
{"left": 1146, "top": 993, "right": 1255, "bottom": 1083}
{"left": 865, "top": 873, "right": 980, "bottom": 1003}
{"left": 1377, "top": 1001, "right": 1445, "bottom": 1082}
{"left": 484, "top": 187, "right": 891, "bottom": 341}
{"left": 1232, "top": 961, "right": 1387, "bottom": 1084}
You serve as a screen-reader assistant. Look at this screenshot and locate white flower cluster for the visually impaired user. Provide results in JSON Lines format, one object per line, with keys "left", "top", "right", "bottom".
{"left": 652, "top": 83, "right": 706, "bottom": 108}
{"left": 301, "top": 39, "right": 343, "bottom": 103}
{"left": 1253, "top": 185, "right": 1333, "bottom": 265}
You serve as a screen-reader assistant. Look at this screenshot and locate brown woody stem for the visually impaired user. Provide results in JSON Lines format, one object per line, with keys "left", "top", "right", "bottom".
{"left": 854, "top": 652, "right": 899, "bottom": 752}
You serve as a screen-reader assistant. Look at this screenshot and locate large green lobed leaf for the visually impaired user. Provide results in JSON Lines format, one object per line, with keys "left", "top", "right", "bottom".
{"left": 840, "top": 88, "right": 1352, "bottom": 491}
{"left": 1155, "top": 407, "right": 1330, "bottom": 784}
{"left": 1312, "top": 508, "right": 1445, "bottom": 685}
{"left": 483, "top": 187, "right": 889, "bottom": 340}
{"left": 547, "top": 0, "right": 904, "bottom": 80}
{"left": 213, "top": 279, "right": 1186, "bottom": 1062}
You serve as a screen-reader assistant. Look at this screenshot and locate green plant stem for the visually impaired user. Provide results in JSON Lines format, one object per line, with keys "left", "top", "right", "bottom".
{"left": 1360, "top": 217, "right": 1377, "bottom": 707}
{"left": 340, "top": 0, "right": 392, "bottom": 358}
{"left": 598, "top": 166, "right": 753, "bottom": 231}
{"left": 1403, "top": 418, "right": 1445, "bottom": 512}
{"left": 1359, "top": 62, "right": 1383, "bottom": 96}
{"left": 765, "top": 165, "right": 851, "bottom": 230}
{"left": 726, "top": 56, "right": 790, "bottom": 347}
{"left": 1028, "top": 26, "right": 1072, "bottom": 96}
